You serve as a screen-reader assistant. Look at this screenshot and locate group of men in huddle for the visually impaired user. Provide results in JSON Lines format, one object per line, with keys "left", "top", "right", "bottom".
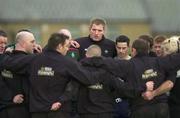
{"left": 0, "top": 18, "right": 180, "bottom": 118}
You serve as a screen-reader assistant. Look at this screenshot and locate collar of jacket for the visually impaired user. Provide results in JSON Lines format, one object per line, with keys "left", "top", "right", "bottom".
{"left": 12, "top": 50, "right": 28, "bottom": 55}
{"left": 134, "top": 53, "right": 149, "bottom": 58}
{"left": 45, "top": 49, "right": 63, "bottom": 56}
{"left": 88, "top": 35, "right": 106, "bottom": 43}
{"left": 80, "top": 57, "right": 105, "bottom": 67}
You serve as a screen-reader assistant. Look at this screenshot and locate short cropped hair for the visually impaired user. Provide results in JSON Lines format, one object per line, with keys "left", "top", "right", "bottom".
{"left": 0, "top": 30, "right": 7, "bottom": 37}
{"left": 139, "top": 35, "right": 153, "bottom": 49}
{"left": 132, "top": 39, "right": 149, "bottom": 54}
{"left": 154, "top": 35, "right": 166, "bottom": 43}
{"left": 115, "top": 35, "right": 130, "bottom": 46}
{"left": 86, "top": 45, "right": 102, "bottom": 57}
{"left": 15, "top": 29, "right": 33, "bottom": 43}
{"left": 89, "top": 18, "right": 106, "bottom": 29}
{"left": 17, "top": 29, "right": 32, "bottom": 33}
{"left": 47, "top": 33, "right": 69, "bottom": 50}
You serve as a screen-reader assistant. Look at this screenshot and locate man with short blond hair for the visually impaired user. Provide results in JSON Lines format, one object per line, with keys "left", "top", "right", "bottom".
{"left": 75, "top": 18, "right": 116, "bottom": 60}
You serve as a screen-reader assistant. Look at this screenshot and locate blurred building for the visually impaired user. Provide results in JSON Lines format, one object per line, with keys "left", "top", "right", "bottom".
{"left": 0, "top": 0, "right": 180, "bottom": 46}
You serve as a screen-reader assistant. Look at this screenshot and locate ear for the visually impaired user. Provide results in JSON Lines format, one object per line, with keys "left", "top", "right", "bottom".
{"left": 85, "top": 53, "right": 88, "bottom": 58}
{"left": 57, "top": 43, "right": 63, "bottom": 50}
{"left": 131, "top": 48, "right": 137, "bottom": 57}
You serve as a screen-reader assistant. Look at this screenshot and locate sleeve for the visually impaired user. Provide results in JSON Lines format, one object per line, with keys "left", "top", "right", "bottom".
{"left": 159, "top": 53, "right": 180, "bottom": 71}
{"left": 67, "top": 60, "right": 105, "bottom": 85}
{"left": 102, "top": 58, "right": 128, "bottom": 78}
{"left": 3, "top": 55, "right": 35, "bottom": 74}
{"left": 0, "top": 76, "right": 14, "bottom": 104}
{"left": 103, "top": 73, "right": 142, "bottom": 99}
{"left": 58, "top": 80, "right": 79, "bottom": 103}
{"left": 165, "top": 70, "right": 177, "bottom": 84}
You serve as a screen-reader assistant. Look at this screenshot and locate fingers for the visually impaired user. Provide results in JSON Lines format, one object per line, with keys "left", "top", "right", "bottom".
{"left": 13, "top": 94, "right": 24, "bottom": 104}
{"left": 51, "top": 102, "right": 61, "bottom": 111}
{"left": 142, "top": 91, "right": 155, "bottom": 100}
{"left": 146, "top": 81, "right": 154, "bottom": 91}
{"left": 34, "top": 44, "right": 42, "bottom": 53}
{"left": 70, "top": 41, "right": 80, "bottom": 48}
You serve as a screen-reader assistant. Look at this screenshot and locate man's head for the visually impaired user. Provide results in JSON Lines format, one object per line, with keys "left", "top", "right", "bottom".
{"left": 153, "top": 35, "right": 166, "bottom": 57}
{"left": 0, "top": 30, "right": 8, "bottom": 54}
{"left": 161, "top": 36, "right": 180, "bottom": 56}
{"left": 115, "top": 35, "right": 130, "bottom": 59}
{"left": 89, "top": 18, "right": 106, "bottom": 41}
{"left": 131, "top": 39, "right": 149, "bottom": 57}
{"left": 58, "top": 29, "right": 72, "bottom": 40}
{"left": 47, "top": 33, "right": 70, "bottom": 55}
{"left": 15, "top": 29, "right": 36, "bottom": 54}
{"left": 139, "top": 35, "right": 153, "bottom": 50}
{"left": 85, "top": 45, "right": 101, "bottom": 58}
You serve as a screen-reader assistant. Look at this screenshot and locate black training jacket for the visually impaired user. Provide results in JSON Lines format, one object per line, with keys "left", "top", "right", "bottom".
{"left": 0, "top": 51, "right": 31, "bottom": 109}
{"left": 27, "top": 49, "right": 102, "bottom": 112}
{"left": 77, "top": 57, "right": 115, "bottom": 114}
{"left": 103, "top": 53, "right": 180, "bottom": 110}
{"left": 75, "top": 35, "right": 116, "bottom": 60}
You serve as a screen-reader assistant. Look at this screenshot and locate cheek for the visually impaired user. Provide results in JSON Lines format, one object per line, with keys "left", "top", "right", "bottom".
{"left": 65, "top": 47, "right": 69, "bottom": 51}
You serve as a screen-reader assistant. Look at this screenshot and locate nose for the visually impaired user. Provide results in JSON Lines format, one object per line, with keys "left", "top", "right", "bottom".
{"left": 1, "top": 43, "right": 6, "bottom": 48}
{"left": 94, "top": 30, "right": 99, "bottom": 35}
{"left": 119, "top": 48, "right": 123, "bottom": 52}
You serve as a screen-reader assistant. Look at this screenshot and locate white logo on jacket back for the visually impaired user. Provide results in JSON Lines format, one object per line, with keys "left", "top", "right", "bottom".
{"left": 1, "top": 69, "right": 13, "bottom": 78}
{"left": 176, "top": 70, "right": 180, "bottom": 78}
{"left": 38, "top": 67, "right": 54, "bottom": 76}
{"left": 142, "top": 69, "right": 157, "bottom": 80}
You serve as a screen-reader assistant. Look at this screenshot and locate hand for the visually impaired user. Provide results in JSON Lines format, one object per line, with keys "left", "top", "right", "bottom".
{"left": 142, "top": 91, "right": 155, "bottom": 100}
{"left": 5, "top": 47, "right": 14, "bottom": 52}
{"left": 51, "top": 102, "right": 61, "bottom": 111}
{"left": 146, "top": 81, "right": 154, "bottom": 91}
{"left": 70, "top": 40, "right": 80, "bottom": 48}
{"left": 13, "top": 94, "right": 24, "bottom": 104}
{"left": 33, "top": 44, "right": 42, "bottom": 53}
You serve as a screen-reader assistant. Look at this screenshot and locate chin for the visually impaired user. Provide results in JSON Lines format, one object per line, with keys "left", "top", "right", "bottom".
{"left": 93, "top": 38, "right": 101, "bottom": 42}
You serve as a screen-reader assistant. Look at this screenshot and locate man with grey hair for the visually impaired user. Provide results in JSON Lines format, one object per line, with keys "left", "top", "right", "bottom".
{"left": 58, "top": 29, "right": 72, "bottom": 40}
{"left": 85, "top": 44, "right": 101, "bottom": 57}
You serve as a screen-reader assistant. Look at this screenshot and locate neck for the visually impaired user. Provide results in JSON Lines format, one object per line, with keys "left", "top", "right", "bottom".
{"left": 15, "top": 44, "right": 26, "bottom": 53}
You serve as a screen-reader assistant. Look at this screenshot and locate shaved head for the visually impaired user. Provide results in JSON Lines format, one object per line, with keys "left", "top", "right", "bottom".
{"left": 16, "top": 31, "right": 34, "bottom": 43}
{"left": 58, "top": 29, "right": 72, "bottom": 39}
{"left": 15, "top": 30, "right": 36, "bottom": 54}
{"left": 86, "top": 45, "right": 102, "bottom": 57}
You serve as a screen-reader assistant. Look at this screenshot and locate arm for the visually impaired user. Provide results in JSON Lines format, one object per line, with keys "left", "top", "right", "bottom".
{"left": 0, "top": 76, "right": 14, "bottom": 104}
{"left": 67, "top": 60, "right": 105, "bottom": 85}
{"left": 58, "top": 80, "right": 79, "bottom": 103}
{"left": 142, "top": 80, "right": 173, "bottom": 100}
{"left": 103, "top": 74, "right": 142, "bottom": 99}
{"left": 142, "top": 70, "right": 175, "bottom": 100}
{"left": 51, "top": 80, "right": 79, "bottom": 111}
{"left": 159, "top": 53, "right": 180, "bottom": 71}
{"left": 103, "top": 58, "right": 128, "bottom": 78}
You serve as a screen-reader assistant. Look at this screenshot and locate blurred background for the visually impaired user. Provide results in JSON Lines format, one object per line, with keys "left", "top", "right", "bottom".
{"left": 0, "top": 0, "right": 180, "bottom": 46}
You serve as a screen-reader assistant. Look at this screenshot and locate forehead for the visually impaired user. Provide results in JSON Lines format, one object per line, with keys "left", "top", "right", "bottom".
{"left": 0, "top": 36, "right": 7, "bottom": 42}
{"left": 154, "top": 43, "right": 162, "bottom": 46}
{"left": 116, "top": 42, "right": 128, "bottom": 47}
{"left": 24, "top": 33, "right": 35, "bottom": 42}
{"left": 91, "top": 24, "right": 104, "bottom": 30}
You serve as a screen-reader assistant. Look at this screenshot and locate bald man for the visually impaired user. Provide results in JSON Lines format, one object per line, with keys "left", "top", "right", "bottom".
{"left": 0, "top": 29, "right": 41, "bottom": 118}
